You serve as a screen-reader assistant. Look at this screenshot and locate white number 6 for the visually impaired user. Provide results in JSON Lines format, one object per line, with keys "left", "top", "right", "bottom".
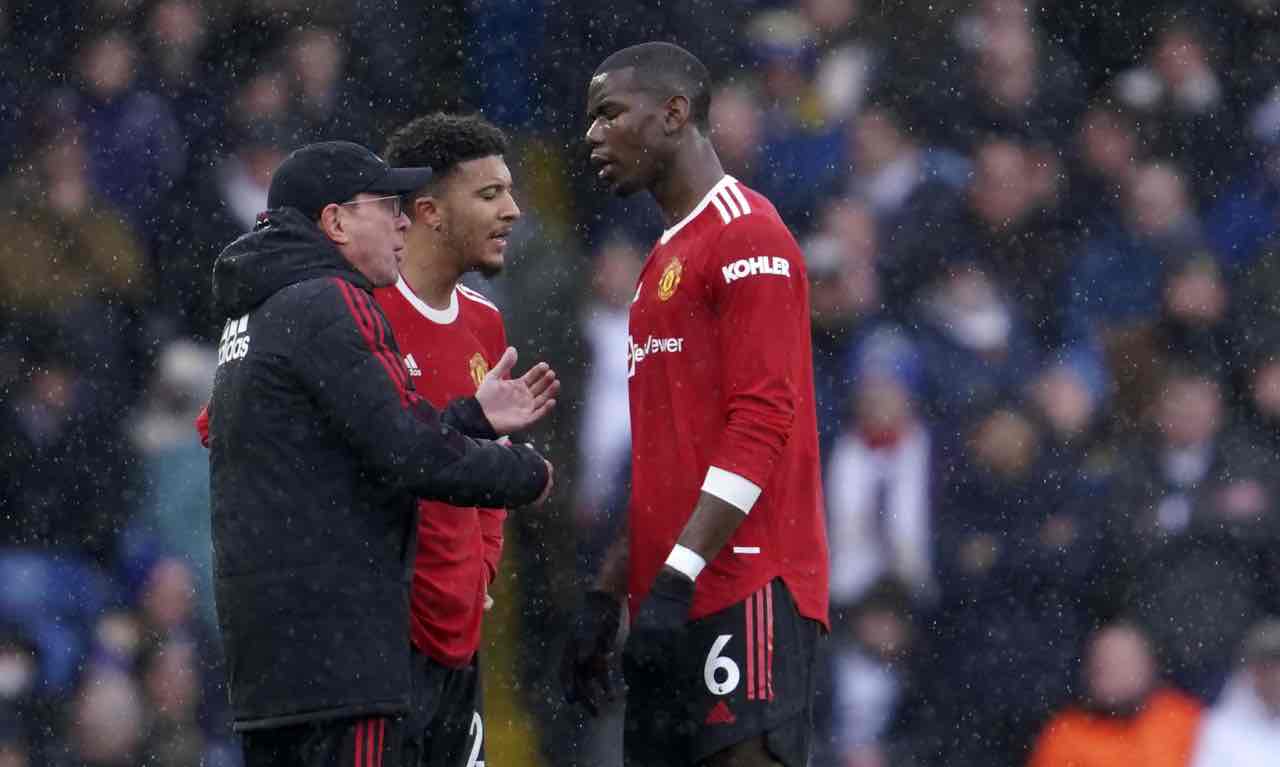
{"left": 704, "top": 634, "right": 740, "bottom": 695}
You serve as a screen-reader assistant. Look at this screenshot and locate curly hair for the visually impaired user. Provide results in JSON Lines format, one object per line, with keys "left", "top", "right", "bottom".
{"left": 382, "top": 112, "right": 508, "bottom": 190}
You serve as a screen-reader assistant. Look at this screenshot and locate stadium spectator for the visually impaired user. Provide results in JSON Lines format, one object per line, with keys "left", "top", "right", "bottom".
{"left": 745, "top": 8, "right": 846, "bottom": 230}
{"left": 937, "top": 0, "right": 1085, "bottom": 150}
{"left": 0, "top": 100, "right": 147, "bottom": 349}
{"left": 157, "top": 120, "right": 292, "bottom": 339}
{"left": 0, "top": 345, "right": 137, "bottom": 565}
{"left": 1068, "top": 162, "right": 1214, "bottom": 427}
{"left": 54, "top": 668, "right": 147, "bottom": 767}
{"left": 825, "top": 327, "right": 935, "bottom": 609}
{"left": 801, "top": 0, "right": 883, "bottom": 124}
{"left": 907, "top": 135, "right": 1104, "bottom": 403}
{"left": 1103, "top": 364, "right": 1271, "bottom": 546}
{"left": 1155, "top": 249, "right": 1235, "bottom": 374}
{"left": 65, "top": 27, "right": 186, "bottom": 234}
{"left": 1110, "top": 16, "right": 1235, "bottom": 204}
{"left": 909, "top": 262, "right": 1043, "bottom": 428}
{"left": 1028, "top": 620, "right": 1203, "bottom": 767}
{"left": 928, "top": 403, "right": 1099, "bottom": 766}
{"left": 805, "top": 198, "right": 888, "bottom": 448}
{"left": 1204, "top": 106, "right": 1280, "bottom": 269}
{"left": 138, "top": 0, "right": 222, "bottom": 169}
{"left": 284, "top": 26, "right": 371, "bottom": 145}
{"left": 574, "top": 236, "right": 642, "bottom": 557}
{"left": 0, "top": 622, "right": 56, "bottom": 766}
{"left": 1191, "top": 618, "right": 1280, "bottom": 767}
{"left": 127, "top": 341, "right": 218, "bottom": 628}
{"left": 709, "top": 83, "right": 765, "bottom": 186}
{"left": 1066, "top": 102, "right": 1144, "bottom": 233}
{"left": 818, "top": 580, "right": 923, "bottom": 767}
{"left": 133, "top": 638, "right": 207, "bottom": 767}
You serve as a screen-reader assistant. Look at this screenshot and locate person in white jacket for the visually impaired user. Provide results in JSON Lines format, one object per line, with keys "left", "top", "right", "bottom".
{"left": 1191, "top": 618, "right": 1280, "bottom": 767}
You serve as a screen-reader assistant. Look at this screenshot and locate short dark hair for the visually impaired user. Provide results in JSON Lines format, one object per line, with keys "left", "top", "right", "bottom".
{"left": 382, "top": 112, "right": 508, "bottom": 189}
{"left": 595, "top": 42, "right": 712, "bottom": 133}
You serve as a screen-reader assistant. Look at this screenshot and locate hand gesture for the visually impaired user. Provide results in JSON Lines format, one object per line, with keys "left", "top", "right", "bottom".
{"left": 475, "top": 346, "right": 560, "bottom": 435}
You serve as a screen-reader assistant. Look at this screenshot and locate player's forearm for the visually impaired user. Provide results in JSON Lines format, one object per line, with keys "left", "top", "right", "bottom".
{"left": 662, "top": 464, "right": 759, "bottom": 581}
{"left": 673, "top": 491, "right": 747, "bottom": 567}
{"left": 594, "top": 530, "right": 630, "bottom": 599}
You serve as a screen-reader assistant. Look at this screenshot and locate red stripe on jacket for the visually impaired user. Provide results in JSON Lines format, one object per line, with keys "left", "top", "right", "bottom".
{"left": 334, "top": 279, "right": 413, "bottom": 408}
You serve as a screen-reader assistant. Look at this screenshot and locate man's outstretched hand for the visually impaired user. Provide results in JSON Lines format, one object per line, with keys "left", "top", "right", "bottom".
{"left": 475, "top": 346, "right": 560, "bottom": 435}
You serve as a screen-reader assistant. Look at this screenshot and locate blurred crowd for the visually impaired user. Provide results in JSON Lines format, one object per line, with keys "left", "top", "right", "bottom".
{"left": 6, "top": 0, "right": 1280, "bottom": 765}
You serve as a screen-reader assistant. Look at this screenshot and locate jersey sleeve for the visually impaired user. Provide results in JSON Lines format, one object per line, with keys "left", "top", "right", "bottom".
{"left": 478, "top": 508, "right": 507, "bottom": 584}
{"left": 704, "top": 214, "right": 806, "bottom": 504}
{"left": 195, "top": 403, "right": 210, "bottom": 448}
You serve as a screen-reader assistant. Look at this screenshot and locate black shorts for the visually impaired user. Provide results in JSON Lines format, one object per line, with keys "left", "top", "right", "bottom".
{"left": 401, "top": 649, "right": 486, "bottom": 767}
{"left": 624, "top": 578, "right": 821, "bottom": 767}
{"left": 241, "top": 715, "right": 404, "bottom": 767}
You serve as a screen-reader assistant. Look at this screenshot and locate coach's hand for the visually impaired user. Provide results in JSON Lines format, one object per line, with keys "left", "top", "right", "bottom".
{"left": 561, "top": 589, "right": 623, "bottom": 716}
{"left": 475, "top": 346, "right": 560, "bottom": 435}
{"left": 622, "top": 566, "right": 694, "bottom": 691}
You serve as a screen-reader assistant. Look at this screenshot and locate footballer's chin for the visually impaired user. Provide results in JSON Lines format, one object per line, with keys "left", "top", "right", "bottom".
{"left": 597, "top": 163, "right": 640, "bottom": 197}
{"left": 610, "top": 175, "right": 645, "bottom": 198}
{"left": 475, "top": 255, "right": 504, "bottom": 279}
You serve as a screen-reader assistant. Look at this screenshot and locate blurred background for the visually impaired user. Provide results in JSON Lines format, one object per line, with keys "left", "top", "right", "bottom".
{"left": 5, "top": 0, "right": 1280, "bottom": 765}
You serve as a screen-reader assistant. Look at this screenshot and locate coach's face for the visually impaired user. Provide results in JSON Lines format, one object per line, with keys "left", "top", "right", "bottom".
{"left": 585, "top": 67, "right": 669, "bottom": 197}
{"left": 326, "top": 192, "right": 409, "bottom": 287}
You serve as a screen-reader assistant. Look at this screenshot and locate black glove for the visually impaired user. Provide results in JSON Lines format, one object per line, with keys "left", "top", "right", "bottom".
{"left": 561, "top": 589, "right": 623, "bottom": 716}
{"left": 622, "top": 566, "right": 695, "bottom": 688}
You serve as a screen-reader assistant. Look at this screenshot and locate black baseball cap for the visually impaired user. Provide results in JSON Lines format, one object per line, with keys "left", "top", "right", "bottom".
{"left": 267, "top": 140, "right": 434, "bottom": 220}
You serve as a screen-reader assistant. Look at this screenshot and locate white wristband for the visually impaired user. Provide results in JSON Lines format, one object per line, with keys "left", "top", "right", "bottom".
{"left": 665, "top": 544, "right": 707, "bottom": 581}
{"left": 701, "top": 466, "right": 762, "bottom": 513}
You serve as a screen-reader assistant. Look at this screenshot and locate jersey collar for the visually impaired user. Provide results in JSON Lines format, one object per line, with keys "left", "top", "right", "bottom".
{"left": 396, "top": 276, "right": 459, "bottom": 324}
{"left": 659, "top": 175, "right": 736, "bottom": 246}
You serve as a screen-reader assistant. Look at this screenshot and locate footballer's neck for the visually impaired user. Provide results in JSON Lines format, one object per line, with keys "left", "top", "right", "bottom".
{"left": 651, "top": 136, "right": 725, "bottom": 228}
{"left": 401, "top": 238, "right": 464, "bottom": 310}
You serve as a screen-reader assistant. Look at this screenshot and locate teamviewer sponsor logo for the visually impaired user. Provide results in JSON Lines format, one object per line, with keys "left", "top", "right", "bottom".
{"left": 722, "top": 256, "right": 790, "bottom": 284}
{"left": 627, "top": 334, "right": 684, "bottom": 378}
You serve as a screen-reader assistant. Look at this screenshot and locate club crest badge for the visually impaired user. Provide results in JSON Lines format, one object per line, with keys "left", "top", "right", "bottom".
{"left": 469, "top": 353, "right": 489, "bottom": 389}
{"left": 658, "top": 258, "right": 683, "bottom": 301}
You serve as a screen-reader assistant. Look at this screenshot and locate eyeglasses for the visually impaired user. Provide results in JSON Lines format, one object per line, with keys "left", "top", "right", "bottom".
{"left": 340, "top": 194, "right": 403, "bottom": 218}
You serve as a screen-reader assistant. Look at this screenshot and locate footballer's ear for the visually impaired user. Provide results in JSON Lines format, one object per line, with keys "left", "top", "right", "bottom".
{"left": 412, "top": 195, "right": 445, "bottom": 232}
{"left": 664, "top": 94, "right": 691, "bottom": 134}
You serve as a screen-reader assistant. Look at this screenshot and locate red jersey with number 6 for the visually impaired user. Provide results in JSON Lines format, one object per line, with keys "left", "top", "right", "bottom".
{"left": 374, "top": 277, "right": 508, "bottom": 667}
{"left": 626, "top": 175, "right": 829, "bottom": 628}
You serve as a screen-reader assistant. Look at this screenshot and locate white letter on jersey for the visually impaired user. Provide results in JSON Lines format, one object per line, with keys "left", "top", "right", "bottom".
{"left": 722, "top": 256, "right": 791, "bottom": 284}
{"left": 627, "top": 335, "right": 684, "bottom": 378}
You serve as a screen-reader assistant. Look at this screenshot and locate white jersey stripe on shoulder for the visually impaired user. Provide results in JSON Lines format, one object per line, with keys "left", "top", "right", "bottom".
{"left": 718, "top": 187, "right": 741, "bottom": 218}
{"left": 457, "top": 285, "right": 500, "bottom": 312}
{"left": 708, "top": 193, "right": 731, "bottom": 224}
{"left": 727, "top": 182, "right": 751, "bottom": 215}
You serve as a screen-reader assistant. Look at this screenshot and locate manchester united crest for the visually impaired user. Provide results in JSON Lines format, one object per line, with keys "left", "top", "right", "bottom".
{"left": 657, "top": 258, "right": 683, "bottom": 301}
{"left": 469, "top": 353, "right": 489, "bottom": 389}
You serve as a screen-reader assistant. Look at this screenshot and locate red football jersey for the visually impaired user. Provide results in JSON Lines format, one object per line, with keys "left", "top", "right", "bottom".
{"left": 627, "top": 176, "right": 830, "bottom": 627}
{"left": 374, "top": 276, "right": 508, "bottom": 667}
